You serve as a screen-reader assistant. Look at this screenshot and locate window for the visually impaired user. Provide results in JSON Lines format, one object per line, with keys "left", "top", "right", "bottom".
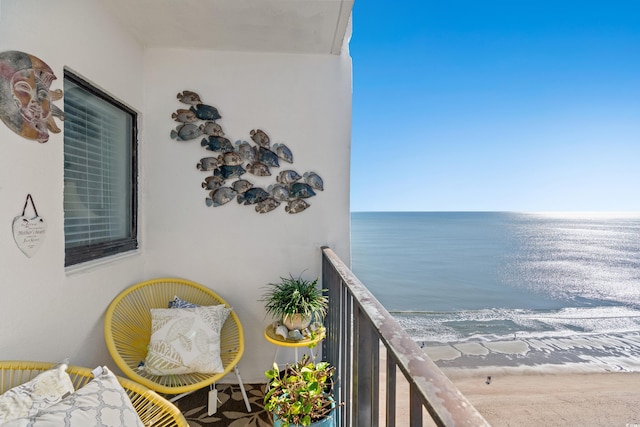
{"left": 63, "top": 70, "right": 138, "bottom": 266}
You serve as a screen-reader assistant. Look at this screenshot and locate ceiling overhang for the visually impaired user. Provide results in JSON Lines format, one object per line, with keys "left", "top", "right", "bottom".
{"left": 98, "top": 0, "right": 353, "bottom": 55}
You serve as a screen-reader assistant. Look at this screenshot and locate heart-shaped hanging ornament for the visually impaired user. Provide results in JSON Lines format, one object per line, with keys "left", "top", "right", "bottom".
{"left": 12, "top": 194, "right": 46, "bottom": 258}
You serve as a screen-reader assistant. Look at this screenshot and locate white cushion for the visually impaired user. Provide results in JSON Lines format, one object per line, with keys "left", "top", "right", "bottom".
{"left": 0, "top": 363, "right": 74, "bottom": 423}
{"left": 144, "top": 304, "right": 232, "bottom": 375}
{"left": 2, "top": 366, "right": 144, "bottom": 427}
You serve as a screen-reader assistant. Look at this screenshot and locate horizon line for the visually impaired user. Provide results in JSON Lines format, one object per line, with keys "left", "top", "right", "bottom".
{"left": 350, "top": 210, "right": 640, "bottom": 215}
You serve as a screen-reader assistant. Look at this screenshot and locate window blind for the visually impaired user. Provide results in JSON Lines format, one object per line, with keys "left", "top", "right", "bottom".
{"left": 63, "top": 76, "right": 135, "bottom": 257}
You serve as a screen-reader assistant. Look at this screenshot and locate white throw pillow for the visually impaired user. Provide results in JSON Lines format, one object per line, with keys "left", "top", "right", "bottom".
{"left": 0, "top": 363, "right": 74, "bottom": 423}
{"left": 144, "top": 304, "right": 232, "bottom": 375}
{"left": 2, "top": 366, "right": 144, "bottom": 427}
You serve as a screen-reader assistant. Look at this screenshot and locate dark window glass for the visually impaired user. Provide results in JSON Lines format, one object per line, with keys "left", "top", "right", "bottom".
{"left": 63, "top": 71, "right": 138, "bottom": 266}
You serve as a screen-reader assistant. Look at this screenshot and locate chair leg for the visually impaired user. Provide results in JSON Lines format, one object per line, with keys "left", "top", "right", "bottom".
{"left": 207, "top": 384, "right": 218, "bottom": 416}
{"left": 169, "top": 387, "right": 218, "bottom": 415}
{"left": 168, "top": 390, "right": 195, "bottom": 402}
{"left": 234, "top": 365, "right": 252, "bottom": 412}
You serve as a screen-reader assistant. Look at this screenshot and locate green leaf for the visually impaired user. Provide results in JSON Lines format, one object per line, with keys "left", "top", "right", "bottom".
{"left": 291, "top": 401, "right": 302, "bottom": 414}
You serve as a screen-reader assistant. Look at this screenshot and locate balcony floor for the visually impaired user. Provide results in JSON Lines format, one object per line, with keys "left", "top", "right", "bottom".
{"left": 174, "top": 383, "right": 271, "bottom": 426}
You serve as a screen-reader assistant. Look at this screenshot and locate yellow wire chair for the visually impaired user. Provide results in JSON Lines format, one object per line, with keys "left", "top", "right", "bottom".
{"left": 0, "top": 360, "right": 187, "bottom": 427}
{"left": 104, "top": 277, "right": 251, "bottom": 412}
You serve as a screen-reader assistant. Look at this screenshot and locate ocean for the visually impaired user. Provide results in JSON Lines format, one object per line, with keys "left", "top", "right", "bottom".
{"left": 350, "top": 211, "right": 640, "bottom": 372}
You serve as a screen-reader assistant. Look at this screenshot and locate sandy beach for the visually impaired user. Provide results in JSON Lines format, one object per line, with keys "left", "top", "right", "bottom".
{"left": 380, "top": 345, "right": 640, "bottom": 426}
{"left": 444, "top": 369, "right": 640, "bottom": 427}
{"left": 414, "top": 334, "right": 640, "bottom": 426}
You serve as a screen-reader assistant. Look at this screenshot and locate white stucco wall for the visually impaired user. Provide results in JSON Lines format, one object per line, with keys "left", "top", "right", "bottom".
{"left": 0, "top": 0, "right": 146, "bottom": 367}
{"left": 143, "top": 48, "right": 352, "bottom": 381}
{"left": 0, "top": 1, "right": 351, "bottom": 383}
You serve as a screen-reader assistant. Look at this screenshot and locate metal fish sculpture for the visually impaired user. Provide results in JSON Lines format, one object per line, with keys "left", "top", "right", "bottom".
{"left": 289, "top": 182, "right": 316, "bottom": 199}
{"left": 272, "top": 143, "right": 294, "bottom": 163}
{"left": 268, "top": 184, "right": 290, "bottom": 202}
{"left": 206, "top": 187, "right": 237, "bottom": 207}
{"left": 170, "top": 123, "right": 203, "bottom": 141}
{"left": 199, "top": 121, "right": 225, "bottom": 136}
{"left": 217, "top": 151, "right": 243, "bottom": 166}
{"left": 250, "top": 129, "right": 270, "bottom": 149}
{"left": 231, "top": 179, "right": 253, "bottom": 194}
{"left": 235, "top": 140, "right": 256, "bottom": 162}
{"left": 285, "top": 199, "right": 310, "bottom": 214}
{"left": 214, "top": 164, "right": 246, "bottom": 180}
{"left": 276, "top": 169, "right": 302, "bottom": 184}
{"left": 303, "top": 171, "right": 324, "bottom": 191}
{"left": 202, "top": 175, "right": 225, "bottom": 190}
{"left": 236, "top": 187, "right": 269, "bottom": 205}
{"left": 254, "top": 146, "right": 280, "bottom": 168}
{"left": 201, "top": 136, "right": 235, "bottom": 152}
{"left": 196, "top": 157, "right": 222, "bottom": 171}
{"left": 190, "top": 103, "right": 222, "bottom": 121}
{"left": 246, "top": 161, "right": 271, "bottom": 177}
{"left": 171, "top": 109, "right": 198, "bottom": 123}
{"left": 177, "top": 90, "right": 202, "bottom": 105}
{"left": 255, "top": 198, "right": 281, "bottom": 214}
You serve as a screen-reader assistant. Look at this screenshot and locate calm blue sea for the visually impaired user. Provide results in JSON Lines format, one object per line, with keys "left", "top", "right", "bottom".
{"left": 350, "top": 212, "right": 640, "bottom": 371}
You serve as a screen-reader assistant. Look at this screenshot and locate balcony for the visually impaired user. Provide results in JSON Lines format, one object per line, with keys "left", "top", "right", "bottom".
{"left": 321, "top": 247, "right": 489, "bottom": 427}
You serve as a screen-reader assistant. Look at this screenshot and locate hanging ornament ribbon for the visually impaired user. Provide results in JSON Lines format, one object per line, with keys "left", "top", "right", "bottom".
{"left": 12, "top": 194, "right": 46, "bottom": 258}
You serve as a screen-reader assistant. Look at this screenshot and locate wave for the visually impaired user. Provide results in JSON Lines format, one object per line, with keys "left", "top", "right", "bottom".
{"left": 423, "top": 330, "right": 640, "bottom": 373}
{"left": 391, "top": 306, "right": 640, "bottom": 343}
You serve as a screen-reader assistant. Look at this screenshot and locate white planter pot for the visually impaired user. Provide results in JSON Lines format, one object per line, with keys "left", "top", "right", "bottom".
{"left": 282, "top": 314, "right": 311, "bottom": 331}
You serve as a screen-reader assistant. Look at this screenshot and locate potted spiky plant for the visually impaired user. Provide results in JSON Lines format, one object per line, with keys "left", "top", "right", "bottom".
{"left": 260, "top": 274, "right": 328, "bottom": 331}
{"left": 264, "top": 355, "right": 337, "bottom": 427}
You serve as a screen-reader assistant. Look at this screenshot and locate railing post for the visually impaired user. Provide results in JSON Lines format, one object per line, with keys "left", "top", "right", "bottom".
{"left": 410, "top": 384, "right": 424, "bottom": 426}
{"left": 344, "top": 283, "right": 353, "bottom": 427}
{"left": 353, "top": 305, "right": 379, "bottom": 427}
{"left": 322, "top": 250, "right": 344, "bottom": 426}
{"left": 386, "top": 355, "right": 396, "bottom": 427}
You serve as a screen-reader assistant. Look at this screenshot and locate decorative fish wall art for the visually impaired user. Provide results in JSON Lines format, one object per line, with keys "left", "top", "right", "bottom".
{"left": 170, "top": 90, "right": 324, "bottom": 214}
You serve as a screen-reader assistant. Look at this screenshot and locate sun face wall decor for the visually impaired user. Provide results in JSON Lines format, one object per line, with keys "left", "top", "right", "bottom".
{"left": 170, "top": 90, "right": 324, "bottom": 214}
{"left": 0, "top": 51, "right": 64, "bottom": 143}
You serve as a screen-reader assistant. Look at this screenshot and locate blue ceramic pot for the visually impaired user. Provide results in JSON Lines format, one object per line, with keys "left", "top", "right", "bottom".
{"left": 273, "top": 399, "right": 336, "bottom": 427}
{"left": 273, "top": 411, "right": 335, "bottom": 427}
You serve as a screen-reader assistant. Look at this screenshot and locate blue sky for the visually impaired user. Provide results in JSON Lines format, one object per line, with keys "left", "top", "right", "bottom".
{"left": 349, "top": 1, "right": 640, "bottom": 212}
